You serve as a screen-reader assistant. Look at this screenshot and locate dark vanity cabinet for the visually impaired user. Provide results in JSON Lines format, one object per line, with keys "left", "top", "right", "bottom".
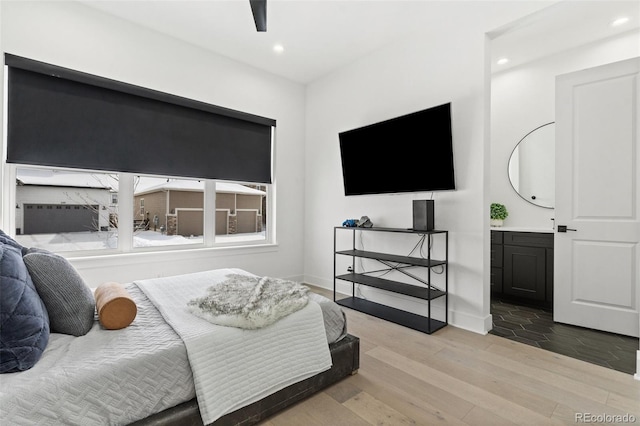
{"left": 491, "top": 230, "right": 553, "bottom": 308}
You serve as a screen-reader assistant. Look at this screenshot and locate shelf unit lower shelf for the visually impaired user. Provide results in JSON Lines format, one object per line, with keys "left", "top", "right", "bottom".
{"left": 335, "top": 272, "right": 445, "bottom": 300}
{"left": 336, "top": 296, "right": 447, "bottom": 334}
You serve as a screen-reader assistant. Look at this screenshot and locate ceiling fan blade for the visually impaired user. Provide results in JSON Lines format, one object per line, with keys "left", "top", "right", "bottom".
{"left": 250, "top": 0, "right": 267, "bottom": 32}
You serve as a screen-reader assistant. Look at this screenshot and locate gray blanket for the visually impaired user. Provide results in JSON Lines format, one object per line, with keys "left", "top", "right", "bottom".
{"left": 187, "top": 274, "right": 310, "bottom": 329}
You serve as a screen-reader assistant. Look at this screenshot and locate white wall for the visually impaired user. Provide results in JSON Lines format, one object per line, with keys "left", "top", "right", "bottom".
{"left": 0, "top": 0, "right": 554, "bottom": 334}
{"left": 0, "top": 1, "right": 307, "bottom": 286}
{"left": 490, "top": 29, "right": 640, "bottom": 229}
{"left": 302, "top": 2, "right": 551, "bottom": 334}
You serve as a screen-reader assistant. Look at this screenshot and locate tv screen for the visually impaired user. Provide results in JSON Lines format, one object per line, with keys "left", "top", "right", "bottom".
{"left": 339, "top": 102, "right": 455, "bottom": 196}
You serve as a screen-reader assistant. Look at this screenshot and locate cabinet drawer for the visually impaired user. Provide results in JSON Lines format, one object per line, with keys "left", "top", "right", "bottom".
{"left": 503, "top": 232, "right": 553, "bottom": 248}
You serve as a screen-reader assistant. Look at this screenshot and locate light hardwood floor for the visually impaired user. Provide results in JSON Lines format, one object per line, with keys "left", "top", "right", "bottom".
{"left": 262, "top": 287, "right": 640, "bottom": 425}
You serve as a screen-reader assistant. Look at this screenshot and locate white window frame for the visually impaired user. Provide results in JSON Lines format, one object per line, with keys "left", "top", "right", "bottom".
{"left": 4, "top": 164, "right": 275, "bottom": 256}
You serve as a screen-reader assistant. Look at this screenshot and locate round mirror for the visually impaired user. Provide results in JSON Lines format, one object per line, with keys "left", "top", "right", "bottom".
{"left": 508, "top": 122, "right": 555, "bottom": 209}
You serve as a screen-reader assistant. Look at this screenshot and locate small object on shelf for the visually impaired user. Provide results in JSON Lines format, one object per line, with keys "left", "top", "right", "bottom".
{"left": 413, "top": 200, "right": 435, "bottom": 231}
{"left": 342, "top": 219, "right": 358, "bottom": 227}
{"left": 490, "top": 203, "right": 508, "bottom": 227}
{"left": 357, "top": 216, "right": 373, "bottom": 228}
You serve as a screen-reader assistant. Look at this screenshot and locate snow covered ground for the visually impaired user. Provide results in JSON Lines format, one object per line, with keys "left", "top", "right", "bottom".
{"left": 15, "top": 230, "right": 265, "bottom": 252}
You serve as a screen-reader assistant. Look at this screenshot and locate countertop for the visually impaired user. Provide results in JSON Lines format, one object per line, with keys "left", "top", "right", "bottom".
{"left": 490, "top": 226, "right": 554, "bottom": 233}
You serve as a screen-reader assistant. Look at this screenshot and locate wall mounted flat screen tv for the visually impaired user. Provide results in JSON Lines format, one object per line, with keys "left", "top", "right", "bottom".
{"left": 339, "top": 102, "right": 455, "bottom": 196}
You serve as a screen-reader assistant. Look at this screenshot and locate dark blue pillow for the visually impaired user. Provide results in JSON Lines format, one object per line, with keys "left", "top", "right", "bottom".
{"left": 0, "top": 241, "right": 50, "bottom": 373}
{"left": 0, "top": 229, "right": 24, "bottom": 252}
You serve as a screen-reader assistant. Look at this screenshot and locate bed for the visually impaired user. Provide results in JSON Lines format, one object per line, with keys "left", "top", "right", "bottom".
{"left": 0, "top": 261, "right": 359, "bottom": 426}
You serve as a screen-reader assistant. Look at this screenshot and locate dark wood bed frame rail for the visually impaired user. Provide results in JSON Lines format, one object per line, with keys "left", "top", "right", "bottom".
{"left": 131, "top": 334, "right": 360, "bottom": 426}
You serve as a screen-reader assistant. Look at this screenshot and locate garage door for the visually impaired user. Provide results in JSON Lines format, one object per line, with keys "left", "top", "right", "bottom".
{"left": 237, "top": 210, "right": 258, "bottom": 234}
{"left": 23, "top": 204, "right": 99, "bottom": 234}
{"left": 176, "top": 209, "right": 203, "bottom": 237}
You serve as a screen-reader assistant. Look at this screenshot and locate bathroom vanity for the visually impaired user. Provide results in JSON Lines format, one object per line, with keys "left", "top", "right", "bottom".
{"left": 491, "top": 228, "right": 554, "bottom": 308}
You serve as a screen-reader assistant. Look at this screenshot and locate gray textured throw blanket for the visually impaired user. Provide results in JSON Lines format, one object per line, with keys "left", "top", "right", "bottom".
{"left": 187, "top": 274, "right": 309, "bottom": 329}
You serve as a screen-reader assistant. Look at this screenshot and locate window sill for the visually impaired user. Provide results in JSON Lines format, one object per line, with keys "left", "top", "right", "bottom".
{"left": 66, "top": 242, "right": 279, "bottom": 269}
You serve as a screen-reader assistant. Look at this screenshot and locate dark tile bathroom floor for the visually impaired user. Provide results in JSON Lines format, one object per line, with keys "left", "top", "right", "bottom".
{"left": 489, "top": 299, "right": 638, "bottom": 375}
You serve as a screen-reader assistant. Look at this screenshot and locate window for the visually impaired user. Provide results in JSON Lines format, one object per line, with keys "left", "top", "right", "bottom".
{"left": 14, "top": 167, "right": 119, "bottom": 252}
{"left": 11, "top": 166, "right": 272, "bottom": 254}
{"left": 5, "top": 56, "right": 275, "bottom": 254}
{"left": 215, "top": 182, "right": 267, "bottom": 244}
{"left": 133, "top": 176, "right": 204, "bottom": 248}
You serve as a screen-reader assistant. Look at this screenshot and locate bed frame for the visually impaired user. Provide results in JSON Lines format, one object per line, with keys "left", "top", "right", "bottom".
{"left": 131, "top": 333, "right": 360, "bottom": 426}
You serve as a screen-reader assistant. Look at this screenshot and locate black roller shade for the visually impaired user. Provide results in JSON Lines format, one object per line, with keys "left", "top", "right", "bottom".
{"left": 6, "top": 54, "right": 274, "bottom": 183}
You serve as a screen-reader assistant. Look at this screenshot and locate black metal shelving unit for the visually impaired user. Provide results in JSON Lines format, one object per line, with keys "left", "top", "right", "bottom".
{"left": 333, "top": 226, "right": 448, "bottom": 334}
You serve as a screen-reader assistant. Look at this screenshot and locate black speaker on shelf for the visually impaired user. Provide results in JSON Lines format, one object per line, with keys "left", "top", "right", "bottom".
{"left": 413, "top": 200, "right": 434, "bottom": 231}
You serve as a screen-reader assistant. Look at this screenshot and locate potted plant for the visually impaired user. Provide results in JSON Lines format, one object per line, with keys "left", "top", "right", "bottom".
{"left": 490, "top": 203, "right": 508, "bottom": 227}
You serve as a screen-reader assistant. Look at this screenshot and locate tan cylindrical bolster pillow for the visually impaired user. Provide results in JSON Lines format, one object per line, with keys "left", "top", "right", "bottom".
{"left": 95, "top": 282, "right": 137, "bottom": 330}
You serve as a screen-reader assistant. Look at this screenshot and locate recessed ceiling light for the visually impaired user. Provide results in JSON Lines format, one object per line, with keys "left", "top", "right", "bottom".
{"left": 496, "top": 57, "right": 509, "bottom": 65}
{"left": 611, "top": 17, "right": 630, "bottom": 27}
{"left": 273, "top": 44, "right": 284, "bottom": 54}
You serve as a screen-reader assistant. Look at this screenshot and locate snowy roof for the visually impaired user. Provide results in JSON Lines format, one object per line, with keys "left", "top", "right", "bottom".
{"left": 15, "top": 169, "right": 265, "bottom": 196}
{"left": 216, "top": 182, "right": 266, "bottom": 196}
{"left": 16, "top": 169, "right": 115, "bottom": 190}
{"left": 134, "top": 180, "right": 265, "bottom": 196}
{"left": 135, "top": 179, "right": 203, "bottom": 194}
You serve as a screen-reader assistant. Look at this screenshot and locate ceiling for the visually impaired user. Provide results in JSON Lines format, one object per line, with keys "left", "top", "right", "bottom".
{"left": 79, "top": 0, "right": 639, "bottom": 84}
{"left": 489, "top": 0, "right": 640, "bottom": 73}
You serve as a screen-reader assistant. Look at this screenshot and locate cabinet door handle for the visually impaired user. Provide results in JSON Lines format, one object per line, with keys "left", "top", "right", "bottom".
{"left": 557, "top": 225, "right": 577, "bottom": 233}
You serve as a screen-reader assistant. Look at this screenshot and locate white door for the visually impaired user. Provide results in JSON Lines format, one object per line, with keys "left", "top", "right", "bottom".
{"left": 554, "top": 57, "right": 640, "bottom": 337}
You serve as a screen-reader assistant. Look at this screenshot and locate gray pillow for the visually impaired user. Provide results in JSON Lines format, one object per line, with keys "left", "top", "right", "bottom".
{"left": 23, "top": 251, "right": 95, "bottom": 336}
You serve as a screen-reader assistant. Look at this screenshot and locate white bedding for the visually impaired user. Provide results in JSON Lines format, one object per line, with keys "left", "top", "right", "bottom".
{"left": 135, "top": 268, "right": 333, "bottom": 425}
{"left": 0, "top": 268, "right": 342, "bottom": 426}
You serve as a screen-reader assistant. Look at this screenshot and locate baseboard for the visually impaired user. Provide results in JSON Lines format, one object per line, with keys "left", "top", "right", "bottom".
{"left": 283, "top": 274, "right": 305, "bottom": 284}
{"left": 449, "top": 310, "right": 493, "bottom": 335}
{"left": 303, "top": 274, "right": 333, "bottom": 290}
